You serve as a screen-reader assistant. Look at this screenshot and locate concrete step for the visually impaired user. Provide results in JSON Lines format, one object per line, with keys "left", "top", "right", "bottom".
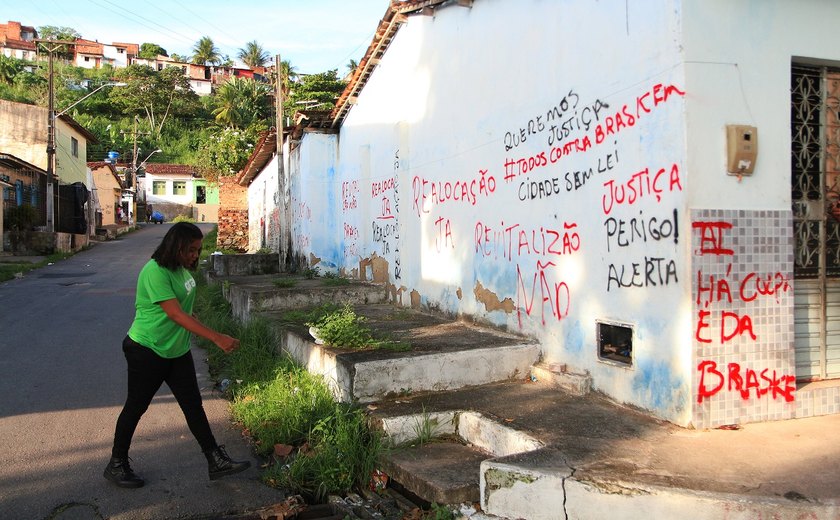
{"left": 224, "top": 275, "right": 387, "bottom": 321}
{"left": 371, "top": 404, "right": 544, "bottom": 506}
{"left": 380, "top": 441, "right": 488, "bottom": 505}
{"left": 260, "top": 303, "right": 540, "bottom": 403}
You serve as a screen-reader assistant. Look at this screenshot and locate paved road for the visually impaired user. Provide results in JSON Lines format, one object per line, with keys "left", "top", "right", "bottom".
{"left": 0, "top": 224, "right": 284, "bottom": 520}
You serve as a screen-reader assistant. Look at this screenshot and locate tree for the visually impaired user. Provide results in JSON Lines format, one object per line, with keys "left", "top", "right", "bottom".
{"left": 191, "top": 36, "right": 221, "bottom": 66}
{"left": 0, "top": 55, "right": 24, "bottom": 84}
{"left": 212, "top": 76, "right": 272, "bottom": 129}
{"left": 170, "top": 53, "right": 187, "bottom": 63}
{"left": 285, "top": 69, "right": 346, "bottom": 118}
{"left": 36, "top": 25, "right": 80, "bottom": 59}
{"left": 195, "top": 127, "right": 259, "bottom": 182}
{"left": 139, "top": 43, "right": 168, "bottom": 59}
{"left": 238, "top": 41, "right": 270, "bottom": 69}
{"left": 110, "top": 64, "right": 201, "bottom": 137}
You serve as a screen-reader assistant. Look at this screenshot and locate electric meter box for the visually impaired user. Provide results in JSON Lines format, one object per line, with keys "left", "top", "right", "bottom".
{"left": 726, "top": 125, "right": 758, "bottom": 175}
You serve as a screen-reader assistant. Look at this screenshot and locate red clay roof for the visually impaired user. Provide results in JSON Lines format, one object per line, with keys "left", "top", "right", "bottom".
{"left": 74, "top": 38, "right": 103, "bottom": 56}
{"left": 143, "top": 163, "right": 198, "bottom": 176}
{"left": 112, "top": 42, "right": 139, "bottom": 55}
{"left": 236, "top": 129, "right": 277, "bottom": 186}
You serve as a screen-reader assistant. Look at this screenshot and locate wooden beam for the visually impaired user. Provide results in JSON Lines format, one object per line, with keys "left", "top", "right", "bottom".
{"left": 456, "top": 0, "right": 474, "bottom": 6}
{"left": 419, "top": 7, "right": 435, "bottom": 16}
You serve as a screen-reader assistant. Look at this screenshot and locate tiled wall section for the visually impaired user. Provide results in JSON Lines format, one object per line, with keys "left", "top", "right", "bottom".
{"left": 691, "top": 209, "right": 797, "bottom": 428}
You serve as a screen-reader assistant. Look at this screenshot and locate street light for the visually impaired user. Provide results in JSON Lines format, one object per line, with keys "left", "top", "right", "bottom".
{"left": 46, "top": 81, "right": 126, "bottom": 232}
{"left": 139, "top": 148, "right": 162, "bottom": 167}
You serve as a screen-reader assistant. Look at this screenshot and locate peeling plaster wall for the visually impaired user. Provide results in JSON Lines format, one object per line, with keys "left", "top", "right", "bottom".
{"left": 286, "top": 0, "right": 840, "bottom": 426}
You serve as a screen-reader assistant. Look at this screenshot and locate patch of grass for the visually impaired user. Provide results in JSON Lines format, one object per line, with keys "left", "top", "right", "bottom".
{"left": 0, "top": 251, "right": 74, "bottom": 283}
{"left": 193, "top": 279, "right": 382, "bottom": 500}
{"left": 172, "top": 214, "right": 196, "bottom": 223}
{"left": 273, "top": 278, "right": 298, "bottom": 288}
{"left": 262, "top": 403, "right": 381, "bottom": 503}
{"left": 302, "top": 267, "right": 319, "bottom": 279}
{"left": 321, "top": 277, "right": 350, "bottom": 287}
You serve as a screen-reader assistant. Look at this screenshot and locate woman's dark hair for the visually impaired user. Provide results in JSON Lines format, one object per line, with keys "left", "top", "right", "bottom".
{"left": 152, "top": 222, "right": 204, "bottom": 270}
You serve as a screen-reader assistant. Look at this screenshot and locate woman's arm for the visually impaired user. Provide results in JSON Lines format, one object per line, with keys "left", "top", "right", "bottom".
{"left": 159, "top": 298, "right": 240, "bottom": 353}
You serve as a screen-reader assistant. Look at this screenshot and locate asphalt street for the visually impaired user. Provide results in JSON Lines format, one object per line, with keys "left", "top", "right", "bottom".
{"left": 0, "top": 224, "right": 284, "bottom": 520}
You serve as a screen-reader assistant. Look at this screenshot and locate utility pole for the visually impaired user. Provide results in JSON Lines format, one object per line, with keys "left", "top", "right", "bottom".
{"left": 120, "top": 116, "right": 150, "bottom": 226}
{"left": 275, "top": 53, "right": 290, "bottom": 270}
{"left": 36, "top": 39, "right": 75, "bottom": 233}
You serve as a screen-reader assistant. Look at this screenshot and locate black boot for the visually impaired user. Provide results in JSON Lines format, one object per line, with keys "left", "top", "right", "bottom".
{"left": 204, "top": 445, "right": 250, "bottom": 480}
{"left": 103, "top": 456, "right": 144, "bottom": 488}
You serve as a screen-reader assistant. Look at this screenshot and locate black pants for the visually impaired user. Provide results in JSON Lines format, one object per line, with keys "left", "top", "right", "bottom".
{"left": 111, "top": 336, "right": 216, "bottom": 459}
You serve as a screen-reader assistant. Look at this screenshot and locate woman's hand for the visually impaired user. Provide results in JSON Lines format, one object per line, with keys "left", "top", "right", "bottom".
{"left": 215, "top": 333, "right": 240, "bottom": 354}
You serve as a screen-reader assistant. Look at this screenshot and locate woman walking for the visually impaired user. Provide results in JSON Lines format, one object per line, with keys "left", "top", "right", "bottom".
{"left": 104, "top": 222, "right": 250, "bottom": 488}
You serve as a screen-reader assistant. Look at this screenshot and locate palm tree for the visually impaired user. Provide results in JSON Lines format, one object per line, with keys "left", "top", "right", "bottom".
{"left": 191, "top": 36, "right": 221, "bottom": 66}
{"left": 345, "top": 59, "right": 359, "bottom": 79}
{"left": 276, "top": 59, "right": 298, "bottom": 97}
{"left": 238, "top": 41, "right": 270, "bottom": 69}
{"left": 213, "top": 76, "right": 272, "bottom": 129}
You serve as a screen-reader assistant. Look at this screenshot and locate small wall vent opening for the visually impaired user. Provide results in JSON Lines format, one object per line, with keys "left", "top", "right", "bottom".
{"left": 597, "top": 320, "right": 633, "bottom": 366}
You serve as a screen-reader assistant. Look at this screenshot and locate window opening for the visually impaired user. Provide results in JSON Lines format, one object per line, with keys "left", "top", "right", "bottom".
{"left": 597, "top": 320, "right": 633, "bottom": 366}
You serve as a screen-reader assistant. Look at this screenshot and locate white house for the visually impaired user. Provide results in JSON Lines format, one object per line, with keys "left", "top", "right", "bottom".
{"left": 274, "top": 0, "right": 840, "bottom": 429}
{"left": 142, "top": 163, "right": 219, "bottom": 222}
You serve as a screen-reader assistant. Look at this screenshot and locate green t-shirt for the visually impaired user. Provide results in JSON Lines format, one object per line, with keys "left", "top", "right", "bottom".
{"left": 128, "top": 259, "right": 197, "bottom": 358}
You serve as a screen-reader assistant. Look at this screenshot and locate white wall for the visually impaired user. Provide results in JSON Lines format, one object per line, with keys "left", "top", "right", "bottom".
{"left": 144, "top": 173, "right": 195, "bottom": 205}
{"left": 102, "top": 44, "right": 129, "bottom": 68}
{"left": 289, "top": 0, "right": 840, "bottom": 426}
{"left": 247, "top": 156, "right": 281, "bottom": 252}
{"left": 290, "top": 0, "right": 692, "bottom": 424}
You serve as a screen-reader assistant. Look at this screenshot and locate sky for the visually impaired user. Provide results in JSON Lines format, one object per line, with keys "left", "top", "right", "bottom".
{"left": 0, "top": 0, "right": 390, "bottom": 74}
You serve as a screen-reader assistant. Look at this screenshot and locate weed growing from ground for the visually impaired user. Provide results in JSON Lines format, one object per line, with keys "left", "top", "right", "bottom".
{"left": 273, "top": 278, "right": 298, "bottom": 288}
{"left": 411, "top": 406, "right": 437, "bottom": 447}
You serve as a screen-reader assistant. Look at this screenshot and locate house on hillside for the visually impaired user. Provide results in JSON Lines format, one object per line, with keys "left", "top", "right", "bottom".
{"left": 141, "top": 163, "right": 219, "bottom": 222}
{"left": 72, "top": 38, "right": 139, "bottom": 69}
{"left": 88, "top": 161, "right": 123, "bottom": 227}
{"left": 133, "top": 57, "right": 214, "bottom": 96}
{"left": 0, "top": 21, "right": 37, "bottom": 61}
{"left": 274, "top": 0, "right": 840, "bottom": 430}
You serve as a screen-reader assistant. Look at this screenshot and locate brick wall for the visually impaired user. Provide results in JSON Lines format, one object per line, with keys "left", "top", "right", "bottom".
{"left": 217, "top": 176, "right": 248, "bottom": 252}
